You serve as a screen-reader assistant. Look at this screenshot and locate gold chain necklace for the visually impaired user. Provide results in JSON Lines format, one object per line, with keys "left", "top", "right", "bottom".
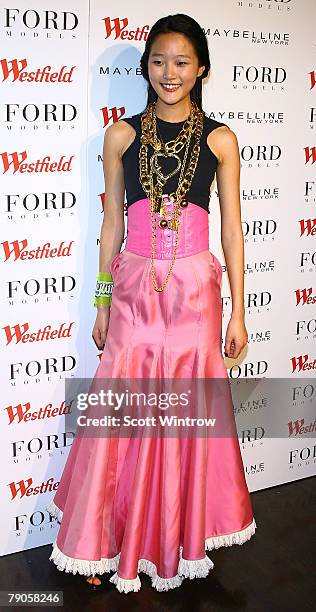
{"left": 139, "top": 101, "right": 204, "bottom": 292}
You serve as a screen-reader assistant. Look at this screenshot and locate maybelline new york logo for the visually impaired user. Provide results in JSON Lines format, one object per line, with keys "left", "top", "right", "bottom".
{"left": 0, "top": 59, "right": 75, "bottom": 83}
{"left": 3, "top": 322, "right": 75, "bottom": 345}
{"left": 1, "top": 152, "right": 74, "bottom": 174}
{"left": 102, "top": 16, "right": 149, "bottom": 41}
{"left": 1, "top": 239, "right": 74, "bottom": 262}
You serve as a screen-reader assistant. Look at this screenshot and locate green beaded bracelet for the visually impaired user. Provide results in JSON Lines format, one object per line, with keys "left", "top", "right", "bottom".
{"left": 94, "top": 272, "right": 113, "bottom": 308}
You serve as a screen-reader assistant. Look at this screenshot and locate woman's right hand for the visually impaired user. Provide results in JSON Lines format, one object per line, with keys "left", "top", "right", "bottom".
{"left": 92, "top": 307, "right": 111, "bottom": 350}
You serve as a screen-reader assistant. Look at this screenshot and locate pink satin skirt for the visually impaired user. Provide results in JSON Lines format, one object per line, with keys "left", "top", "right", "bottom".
{"left": 47, "top": 200, "right": 257, "bottom": 593}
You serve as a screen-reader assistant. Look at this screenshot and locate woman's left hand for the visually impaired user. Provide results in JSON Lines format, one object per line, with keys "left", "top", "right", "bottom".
{"left": 224, "top": 314, "right": 248, "bottom": 359}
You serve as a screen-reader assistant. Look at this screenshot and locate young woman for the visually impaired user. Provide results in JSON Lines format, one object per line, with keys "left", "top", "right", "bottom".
{"left": 46, "top": 14, "right": 257, "bottom": 593}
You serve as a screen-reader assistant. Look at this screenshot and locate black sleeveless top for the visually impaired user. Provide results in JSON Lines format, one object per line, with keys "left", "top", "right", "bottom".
{"left": 121, "top": 112, "right": 228, "bottom": 214}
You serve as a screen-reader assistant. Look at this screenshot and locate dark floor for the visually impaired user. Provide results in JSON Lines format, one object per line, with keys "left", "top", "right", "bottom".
{"left": 1, "top": 476, "right": 315, "bottom": 612}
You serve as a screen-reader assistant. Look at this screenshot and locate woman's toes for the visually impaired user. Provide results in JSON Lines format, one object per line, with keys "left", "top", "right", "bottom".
{"left": 86, "top": 575, "right": 101, "bottom": 586}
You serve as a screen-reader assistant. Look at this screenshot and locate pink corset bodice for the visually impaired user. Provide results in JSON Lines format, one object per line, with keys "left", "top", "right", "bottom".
{"left": 125, "top": 198, "right": 209, "bottom": 259}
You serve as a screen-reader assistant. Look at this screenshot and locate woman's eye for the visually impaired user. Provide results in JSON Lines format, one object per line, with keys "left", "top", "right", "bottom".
{"left": 151, "top": 60, "right": 187, "bottom": 66}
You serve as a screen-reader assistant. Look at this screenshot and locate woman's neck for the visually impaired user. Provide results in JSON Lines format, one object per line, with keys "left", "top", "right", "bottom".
{"left": 154, "top": 98, "right": 192, "bottom": 123}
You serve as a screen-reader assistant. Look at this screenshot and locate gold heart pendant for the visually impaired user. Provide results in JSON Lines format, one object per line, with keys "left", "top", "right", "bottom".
{"left": 150, "top": 152, "right": 181, "bottom": 183}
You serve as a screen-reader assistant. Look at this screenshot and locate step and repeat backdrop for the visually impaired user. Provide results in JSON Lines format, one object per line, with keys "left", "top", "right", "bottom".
{"left": 1, "top": 0, "right": 315, "bottom": 556}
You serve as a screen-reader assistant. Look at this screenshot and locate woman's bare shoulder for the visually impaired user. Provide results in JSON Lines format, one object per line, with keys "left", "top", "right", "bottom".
{"left": 205, "top": 119, "right": 238, "bottom": 164}
{"left": 104, "top": 117, "right": 138, "bottom": 158}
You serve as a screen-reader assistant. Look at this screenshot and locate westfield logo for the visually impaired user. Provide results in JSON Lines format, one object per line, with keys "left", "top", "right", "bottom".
{"left": 102, "top": 16, "right": 149, "bottom": 41}
{"left": 98, "top": 191, "right": 128, "bottom": 214}
{"left": 0, "top": 59, "right": 75, "bottom": 83}
{"left": 2, "top": 322, "right": 75, "bottom": 345}
{"left": 294, "top": 288, "right": 316, "bottom": 305}
{"left": 299, "top": 219, "right": 316, "bottom": 237}
{"left": 1, "top": 239, "right": 74, "bottom": 262}
{"left": 5, "top": 400, "right": 73, "bottom": 424}
{"left": 291, "top": 354, "right": 316, "bottom": 372}
{"left": 309, "top": 70, "right": 316, "bottom": 90}
{"left": 0, "top": 152, "right": 74, "bottom": 174}
{"left": 8, "top": 477, "right": 59, "bottom": 500}
{"left": 304, "top": 147, "right": 316, "bottom": 164}
{"left": 288, "top": 418, "right": 316, "bottom": 436}
{"left": 101, "top": 106, "right": 125, "bottom": 127}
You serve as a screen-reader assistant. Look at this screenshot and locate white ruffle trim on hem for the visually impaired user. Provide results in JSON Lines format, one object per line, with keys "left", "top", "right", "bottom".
{"left": 46, "top": 499, "right": 257, "bottom": 594}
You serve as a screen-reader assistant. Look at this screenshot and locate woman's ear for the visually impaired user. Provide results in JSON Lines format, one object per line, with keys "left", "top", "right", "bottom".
{"left": 197, "top": 65, "right": 205, "bottom": 78}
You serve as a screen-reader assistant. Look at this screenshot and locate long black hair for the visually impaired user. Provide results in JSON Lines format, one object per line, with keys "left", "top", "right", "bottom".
{"left": 140, "top": 14, "right": 211, "bottom": 111}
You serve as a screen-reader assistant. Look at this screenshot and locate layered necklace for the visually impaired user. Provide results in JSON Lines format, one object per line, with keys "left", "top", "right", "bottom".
{"left": 139, "top": 100, "right": 204, "bottom": 292}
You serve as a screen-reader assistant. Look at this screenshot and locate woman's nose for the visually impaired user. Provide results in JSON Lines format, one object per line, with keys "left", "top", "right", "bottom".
{"left": 163, "top": 65, "right": 176, "bottom": 80}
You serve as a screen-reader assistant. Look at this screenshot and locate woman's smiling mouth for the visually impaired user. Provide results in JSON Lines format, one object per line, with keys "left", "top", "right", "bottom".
{"left": 160, "top": 83, "right": 181, "bottom": 92}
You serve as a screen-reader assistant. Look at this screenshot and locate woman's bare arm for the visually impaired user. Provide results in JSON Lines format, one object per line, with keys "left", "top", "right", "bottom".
{"left": 92, "top": 121, "right": 130, "bottom": 346}
{"left": 208, "top": 126, "right": 245, "bottom": 320}
{"left": 98, "top": 122, "right": 127, "bottom": 275}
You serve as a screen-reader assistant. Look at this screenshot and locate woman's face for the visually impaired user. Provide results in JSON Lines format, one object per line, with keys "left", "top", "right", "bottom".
{"left": 148, "top": 32, "right": 205, "bottom": 106}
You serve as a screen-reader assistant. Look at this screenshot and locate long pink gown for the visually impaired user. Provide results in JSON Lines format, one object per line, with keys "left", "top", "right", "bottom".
{"left": 46, "top": 195, "right": 257, "bottom": 593}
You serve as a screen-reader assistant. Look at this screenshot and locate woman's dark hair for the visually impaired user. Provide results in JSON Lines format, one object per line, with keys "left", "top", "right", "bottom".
{"left": 140, "top": 14, "right": 211, "bottom": 111}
